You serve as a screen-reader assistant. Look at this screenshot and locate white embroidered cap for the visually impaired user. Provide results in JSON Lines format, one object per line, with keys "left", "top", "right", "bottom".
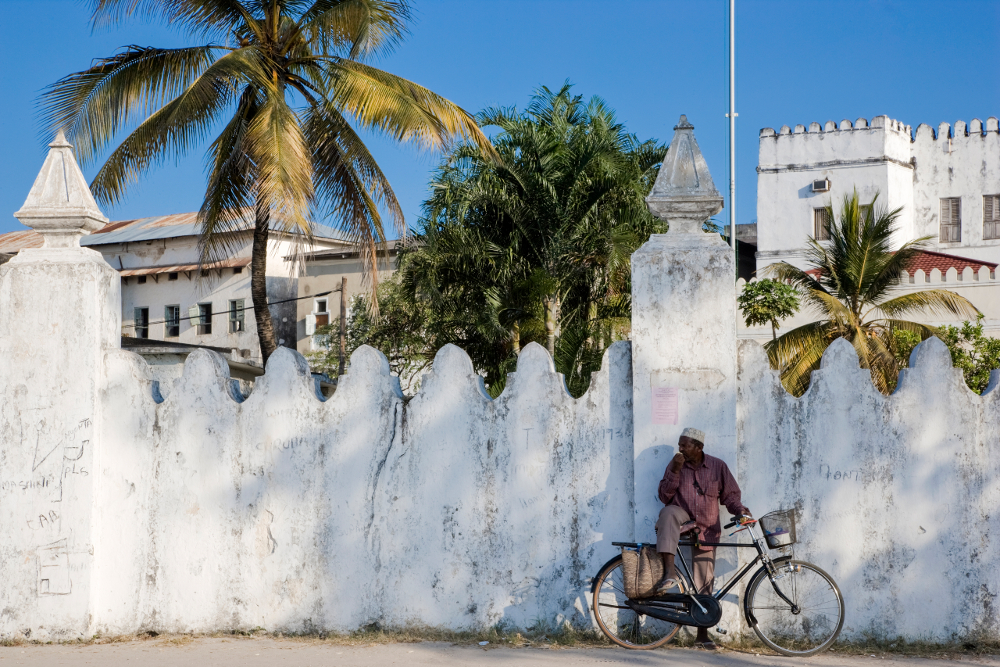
{"left": 681, "top": 427, "right": 705, "bottom": 445}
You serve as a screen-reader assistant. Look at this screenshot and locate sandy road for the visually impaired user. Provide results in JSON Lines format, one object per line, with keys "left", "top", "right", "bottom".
{"left": 0, "top": 638, "right": 997, "bottom": 667}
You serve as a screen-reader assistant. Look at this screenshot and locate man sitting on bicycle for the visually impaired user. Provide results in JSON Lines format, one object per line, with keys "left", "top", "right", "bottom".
{"left": 655, "top": 428, "right": 750, "bottom": 646}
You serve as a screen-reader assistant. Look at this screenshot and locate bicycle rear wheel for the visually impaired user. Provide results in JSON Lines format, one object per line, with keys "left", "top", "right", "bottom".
{"left": 744, "top": 559, "right": 844, "bottom": 656}
{"left": 592, "top": 556, "right": 680, "bottom": 650}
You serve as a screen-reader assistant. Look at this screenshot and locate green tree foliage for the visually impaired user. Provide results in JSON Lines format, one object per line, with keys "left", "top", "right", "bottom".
{"left": 895, "top": 316, "right": 1000, "bottom": 394}
{"left": 337, "top": 83, "right": 666, "bottom": 397}
{"left": 41, "top": 0, "right": 492, "bottom": 364}
{"left": 737, "top": 279, "right": 801, "bottom": 340}
{"left": 765, "top": 191, "right": 978, "bottom": 396}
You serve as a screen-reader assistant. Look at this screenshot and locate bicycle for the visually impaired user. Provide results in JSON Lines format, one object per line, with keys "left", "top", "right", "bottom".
{"left": 591, "top": 511, "right": 844, "bottom": 656}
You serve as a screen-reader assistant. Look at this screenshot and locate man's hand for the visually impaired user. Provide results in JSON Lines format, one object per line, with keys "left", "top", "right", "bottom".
{"left": 738, "top": 513, "right": 754, "bottom": 526}
{"left": 669, "top": 452, "right": 685, "bottom": 473}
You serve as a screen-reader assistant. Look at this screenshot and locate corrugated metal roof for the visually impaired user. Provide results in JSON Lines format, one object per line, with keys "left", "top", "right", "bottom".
{"left": 0, "top": 214, "right": 350, "bottom": 254}
{"left": 119, "top": 256, "right": 251, "bottom": 276}
{"left": 0, "top": 230, "right": 43, "bottom": 254}
{"left": 81, "top": 212, "right": 350, "bottom": 246}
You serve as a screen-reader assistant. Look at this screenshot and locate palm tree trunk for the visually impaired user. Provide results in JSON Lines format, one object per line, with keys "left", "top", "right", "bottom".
{"left": 771, "top": 320, "right": 777, "bottom": 341}
{"left": 544, "top": 293, "right": 560, "bottom": 358}
{"left": 251, "top": 206, "right": 279, "bottom": 366}
{"left": 511, "top": 320, "right": 521, "bottom": 355}
{"left": 586, "top": 301, "right": 598, "bottom": 349}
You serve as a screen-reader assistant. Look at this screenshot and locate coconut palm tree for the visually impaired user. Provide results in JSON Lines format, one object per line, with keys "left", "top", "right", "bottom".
{"left": 40, "top": 0, "right": 493, "bottom": 364}
{"left": 765, "top": 191, "right": 978, "bottom": 396}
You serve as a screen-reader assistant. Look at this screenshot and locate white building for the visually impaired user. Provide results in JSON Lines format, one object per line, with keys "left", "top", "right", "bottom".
{"left": 0, "top": 213, "right": 352, "bottom": 366}
{"left": 747, "top": 115, "right": 1000, "bottom": 338}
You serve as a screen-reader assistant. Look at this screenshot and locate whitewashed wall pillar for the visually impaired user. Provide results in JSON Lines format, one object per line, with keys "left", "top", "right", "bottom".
{"left": 630, "top": 116, "right": 739, "bottom": 624}
{"left": 0, "top": 132, "right": 117, "bottom": 638}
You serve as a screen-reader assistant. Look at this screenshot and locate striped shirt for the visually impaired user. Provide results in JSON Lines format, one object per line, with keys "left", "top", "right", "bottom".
{"left": 658, "top": 453, "right": 748, "bottom": 545}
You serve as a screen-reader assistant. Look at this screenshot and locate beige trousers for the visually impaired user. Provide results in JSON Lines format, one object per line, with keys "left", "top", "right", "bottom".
{"left": 655, "top": 505, "right": 716, "bottom": 595}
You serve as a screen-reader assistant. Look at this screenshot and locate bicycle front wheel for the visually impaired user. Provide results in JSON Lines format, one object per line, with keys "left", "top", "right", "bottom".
{"left": 744, "top": 559, "right": 844, "bottom": 657}
{"left": 592, "top": 556, "right": 680, "bottom": 650}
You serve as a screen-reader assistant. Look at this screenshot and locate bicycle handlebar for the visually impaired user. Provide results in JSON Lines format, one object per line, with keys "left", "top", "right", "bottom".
{"left": 723, "top": 515, "right": 755, "bottom": 530}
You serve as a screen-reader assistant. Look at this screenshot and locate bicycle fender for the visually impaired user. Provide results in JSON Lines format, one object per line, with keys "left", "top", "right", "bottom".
{"left": 743, "top": 555, "right": 794, "bottom": 627}
{"left": 590, "top": 554, "right": 622, "bottom": 594}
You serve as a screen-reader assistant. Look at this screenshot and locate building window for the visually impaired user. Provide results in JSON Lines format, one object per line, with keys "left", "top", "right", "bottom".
{"left": 137, "top": 275, "right": 147, "bottom": 284}
{"left": 229, "top": 299, "right": 245, "bottom": 333}
{"left": 134, "top": 307, "right": 149, "bottom": 339}
{"left": 315, "top": 298, "right": 330, "bottom": 327}
{"left": 168, "top": 272, "right": 178, "bottom": 281}
{"left": 940, "top": 197, "right": 962, "bottom": 242}
{"left": 195, "top": 303, "right": 212, "bottom": 335}
{"left": 813, "top": 208, "right": 832, "bottom": 240}
{"left": 859, "top": 204, "right": 872, "bottom": 220}
{"left": 233, "top": 266, "right": 243, "bottom": 274}
{"left": 985, "top": 195, "right": 1000, "bottom": 240}
{"left": 165, "top": 305, "right": 180, "bottom": 338}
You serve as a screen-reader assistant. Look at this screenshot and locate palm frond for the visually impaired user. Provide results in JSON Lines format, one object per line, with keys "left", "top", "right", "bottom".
{"left": 244, "top": 85, "right": 314, "bottom": 235}
{"left": 39, "top": 44, "right": 222, "bottom": 165}
{"left": 198, "top": 86, "right": 259, "bottom": 265}
{"left": 325, "top": 59, "right": 496, "bottom": 158}
{"left": 766, "top": 321, "right": 837, "bottom": 396}
{"left": 297, "top": 0, "right": 411, "bottom": 59}
{"left": 86, "top": 47, "right": 265, "bottom": 206}
{"left": 875, "top": 289, "right": 979, "bottom": 319}
{"left": 90, "top": 0, "right": 254, "bottom": 40}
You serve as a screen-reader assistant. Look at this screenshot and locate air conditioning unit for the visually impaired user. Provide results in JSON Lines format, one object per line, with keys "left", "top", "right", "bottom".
{"left": 812, "top": 178, "right": 831, "bottom": 193}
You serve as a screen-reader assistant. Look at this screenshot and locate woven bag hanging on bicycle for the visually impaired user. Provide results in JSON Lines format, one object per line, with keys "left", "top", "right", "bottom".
{"left": 619, "top": 545, "right": 664, "bottom": 598}
{"left": 759, "top": 509, "right": 796, "bottom": 549}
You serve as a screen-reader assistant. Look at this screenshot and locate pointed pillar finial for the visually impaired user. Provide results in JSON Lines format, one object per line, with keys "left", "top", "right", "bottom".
{"left": 13, "top": 132, "right": 108, "bottom": 249}
{"left": 645, "top": 115, "right": 724, "bottom": 233}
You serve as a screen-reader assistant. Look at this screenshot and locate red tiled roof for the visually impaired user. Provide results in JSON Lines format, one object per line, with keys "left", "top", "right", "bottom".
{"left": 905, "top": 249, "right": 996, "bottom": 274}
{"left": 805, "top": 250, "right": 997, "bottom": 279}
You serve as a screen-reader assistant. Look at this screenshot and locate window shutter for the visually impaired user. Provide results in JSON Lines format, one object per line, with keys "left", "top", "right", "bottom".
{"left": 188, "top": 305, "right": 201, "bottom": 325}
{"left": 306, "top": 313, "right": 317, "bottom": 335}
{"left": 813, "top": 208, "right": 831, "bottom": 241}
{"left": 940, "top": 198, "right": 961, "bottom": 242}
{"left": 985, "top": 195, "right": 1000, "bottom": 240}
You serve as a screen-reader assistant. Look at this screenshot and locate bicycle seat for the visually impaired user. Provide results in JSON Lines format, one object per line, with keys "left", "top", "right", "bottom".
{"left": 679, "top": 520, "right": 699, "bottom": 536}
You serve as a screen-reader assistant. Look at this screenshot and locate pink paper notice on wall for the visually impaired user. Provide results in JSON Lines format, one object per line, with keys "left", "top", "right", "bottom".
{"left": 651, "top": 387, "right": 679, "bottom": 425}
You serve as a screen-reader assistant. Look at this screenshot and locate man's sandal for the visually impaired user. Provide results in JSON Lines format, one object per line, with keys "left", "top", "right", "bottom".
{"left": 697, "top": 641, "right": 719, "bottom": 651}
{"left": 652, "top": 577, "right": 686, "bottom": 596}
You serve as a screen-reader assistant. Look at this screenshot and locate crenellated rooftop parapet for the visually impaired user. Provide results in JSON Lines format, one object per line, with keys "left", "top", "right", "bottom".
{"left": 759, "top": 116, "right": 912, "bottom": 139}
{"left": 913, "top": 117, "right": 1000, "bottom": 142}
{"left": 762, "top": 116, "right": 1000, "bottom": 143}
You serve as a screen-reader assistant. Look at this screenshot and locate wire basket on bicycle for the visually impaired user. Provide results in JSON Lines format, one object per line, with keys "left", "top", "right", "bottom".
{"left": 758, "top": 509, "right": 796, "bottom": 549}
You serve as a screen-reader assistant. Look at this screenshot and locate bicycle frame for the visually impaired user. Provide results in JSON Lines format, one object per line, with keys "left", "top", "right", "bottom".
{"left": 609, "top": 520, "right": 795, "bottom": 618}
{"left": 673, "top": 521, "right": 797, "bottom": 611}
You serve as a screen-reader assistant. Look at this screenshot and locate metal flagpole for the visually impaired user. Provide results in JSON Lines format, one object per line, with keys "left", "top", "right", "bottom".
{"left": 728, "top": 0, "right": 737, "bottom": 262}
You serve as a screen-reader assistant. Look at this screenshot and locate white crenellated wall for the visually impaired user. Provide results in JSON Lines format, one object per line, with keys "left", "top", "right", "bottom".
{"left": 738, "top": 337, "right": 1000, "bottom": 640}
{"left": 84, "top": 340, "right": 634, "bottom": 636}
{"left": 8, "top": 123, "right": 1000, "bottom": 645}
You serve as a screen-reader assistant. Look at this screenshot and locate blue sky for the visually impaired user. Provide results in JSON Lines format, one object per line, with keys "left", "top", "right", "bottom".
{"left": 1, "top": 0, "right": 997, "bottom": 237}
